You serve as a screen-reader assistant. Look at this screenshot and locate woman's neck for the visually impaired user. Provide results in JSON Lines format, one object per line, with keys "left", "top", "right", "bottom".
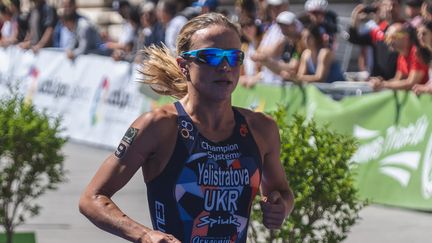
{"left": 180, "top": 95, "right": 234, "bottom": 131}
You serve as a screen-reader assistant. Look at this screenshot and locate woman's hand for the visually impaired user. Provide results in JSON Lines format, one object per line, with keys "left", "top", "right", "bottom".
{"left": 369, "top": 76, "right": 384, "bottom": 91}
{"left": 412, "top": 83, "right": 432, "bottom": 95}
{"left": 261, "top": 191, "right": 290, "bottom": 229}
{"left": 137, "top": 230, "right": 181, "bottom": 243}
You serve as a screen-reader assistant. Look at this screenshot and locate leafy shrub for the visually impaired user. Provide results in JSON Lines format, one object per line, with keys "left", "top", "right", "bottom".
{"left": 0, "top": 90, "right": 66, "bottom": 243}
{"left": 248, "top": 107, "right": 365, "bottom": 243}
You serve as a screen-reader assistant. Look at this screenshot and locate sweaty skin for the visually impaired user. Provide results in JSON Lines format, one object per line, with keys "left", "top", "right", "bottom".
{"left": 79, "top": 24, "right": 294, "bottom": 243}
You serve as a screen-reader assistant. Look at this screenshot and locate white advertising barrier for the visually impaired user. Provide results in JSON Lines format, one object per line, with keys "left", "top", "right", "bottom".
{"left": 0, "top": 47, "right": 156, "bottom": 148}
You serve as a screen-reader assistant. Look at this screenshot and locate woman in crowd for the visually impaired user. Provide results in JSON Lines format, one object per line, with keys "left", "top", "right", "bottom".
{"left": 0, "top": 0, "right": 26, "bottom": 47}
{"left": 287, "top": 24, "right": 344, "bottom": 83}
{"left": 239, "top": 15, "right": 263, "bottom": 88}
{"left": 413, "top": 20, "right": 432, "bottom": 94}
{"left": 371, "top": 23, "right": 429, "bottom": 90}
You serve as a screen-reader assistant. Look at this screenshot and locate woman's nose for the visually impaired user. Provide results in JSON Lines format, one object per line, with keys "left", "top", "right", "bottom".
{"left": 217, "top": 58, "right": 232, "bottom": 72}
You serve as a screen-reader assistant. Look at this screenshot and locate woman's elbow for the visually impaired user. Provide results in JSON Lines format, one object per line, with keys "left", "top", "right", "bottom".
{"left": 78, "top": 191, "right": 95, "bottom": 216}
{"left": 79, "top": 193, "right": 88, "bottom": 215}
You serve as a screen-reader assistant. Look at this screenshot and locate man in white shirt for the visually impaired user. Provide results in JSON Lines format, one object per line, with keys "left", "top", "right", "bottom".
{"left": 157, "top": 0, "right": 187, "bottom": 54}
{"left": 254, "top": 0, "right": 289, "bottom": 84}
{"left": 63, "top": 13, "right": 104, "bottom": 59}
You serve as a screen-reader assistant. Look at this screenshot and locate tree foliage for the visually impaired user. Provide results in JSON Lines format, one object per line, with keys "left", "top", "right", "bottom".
{"left": 249, "top": 107, "right": 365, "bottom": 243}
{"left": 0, "top": 90, "right": 66, "bottom": 243}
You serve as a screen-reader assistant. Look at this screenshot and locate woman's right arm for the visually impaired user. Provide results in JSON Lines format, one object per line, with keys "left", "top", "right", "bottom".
{"left": 79, "top": 110, "right": 179, "bottom": 242}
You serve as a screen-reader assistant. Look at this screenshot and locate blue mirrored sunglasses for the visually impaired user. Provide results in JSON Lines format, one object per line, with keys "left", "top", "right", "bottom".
{"left": 180, "top": 48, "right": 244, "bottom": 67}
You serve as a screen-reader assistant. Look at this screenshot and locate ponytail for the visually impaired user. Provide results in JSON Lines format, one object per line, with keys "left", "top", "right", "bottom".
{"left": 138, "top": 44, "right": 188, "bottom": 99}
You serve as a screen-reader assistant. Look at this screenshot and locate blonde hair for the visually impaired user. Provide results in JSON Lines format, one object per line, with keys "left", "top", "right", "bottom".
{"left": 139, "top": 13, "right": 240, "bottom": 99}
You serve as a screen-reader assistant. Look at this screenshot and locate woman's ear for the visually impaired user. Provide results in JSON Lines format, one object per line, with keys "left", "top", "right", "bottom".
{"left": 176, "top": 57, "right": 190, "bottom": 80}
{"left": 176, "top": 57, "right": 188, "bottom": 69}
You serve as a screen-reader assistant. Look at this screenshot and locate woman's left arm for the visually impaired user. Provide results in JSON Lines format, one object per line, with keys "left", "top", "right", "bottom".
{"left": 255, "top": 114, "right": 294, "bottom": 229}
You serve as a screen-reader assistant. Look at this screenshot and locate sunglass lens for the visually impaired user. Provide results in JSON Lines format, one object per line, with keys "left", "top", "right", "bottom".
{"left": 187, "top": 49, "right": 244, "bottom": 67}
{"left": 198, "top": 49, "right": 223, "bottom": 66}
{"left": 226, "top": 51, "right": 244, "bottom": 66}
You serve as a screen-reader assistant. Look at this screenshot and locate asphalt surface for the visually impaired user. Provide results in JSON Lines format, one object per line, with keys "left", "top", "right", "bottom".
{"left": 14, "top": 142, "right": 432, "bottom": 243}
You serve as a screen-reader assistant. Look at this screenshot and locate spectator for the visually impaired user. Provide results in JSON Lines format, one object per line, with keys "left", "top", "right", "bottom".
{"left": 111, "top": 2, "right": 141, "bottom": 61}
{"left": 348, "top": 0, "right": 404, "bottom": 81}
{"left": 291, "top": 24, "right": 344, "bottom": 83}
{"left": 0, "top": 3, "right": 17, "bottom": 46}
{"left": 0, "top": 0, "right": 27, "bottom": 47}
{"left": 255, "top": 0, "right": 270, "bottom": 25}
{"left": 52, "top": 0, "right": 80, "bottom": 49}
{"left": 417, "top": 20, "right": 432, "bottom": 52}
{"left": 63, "top": 12, "right": 105, "bottom": 60}
{"left": 415, "top": 20, "right": 432, "bottom": 64}
{"left": 192, "top": 0, "right": 219, "bottom": 14}
{"left": 353, "top": 1, "right": 379, "bottom": 75}
{"left": 18, "top": 0, "right": 57, "bottom": 52}
{"left": 370, "top": 23, "right": 429, "bottom": 90}
{"left": 405, "top": 0, "right": 423, "bottom": 28}
{"left": 412, "top": 83, "right": 432, "bottom": 94}
{"left": 235, "top": 0, "right": 257, "bottom": 20}
{"left": 123, "top": 2, "right": 165, "bottom": 63}
{"left": 156, "top": 0, "right": 187, "bottom": 54}
{"left": 254, "top": 0, "right": 288, "bottom": 84}
{"left": 253, "top": 11, "right": 304, "bottom": 82}
{"left": 104, "top": 0, "right": 140, "bottom": 53}
{"left": 238, "top": 15, "right": 263, "bottom": 88}
{"left": 0, "top": 8, "right": 3, "bottom": 37}
{"left": 139, "top": 1, "right": 164, "bottom": 48}
{"left": 421, "top": 0, "right": 432, "bottom": 21}
{"left": 412, "top": 20, "right": 432, "bottom": 94}
{"left": 303, "top": 0, "right": 338, "bottom": 48}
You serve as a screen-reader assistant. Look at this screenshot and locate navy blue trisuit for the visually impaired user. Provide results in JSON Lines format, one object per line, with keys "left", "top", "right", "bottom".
{"left": 146, "top": 101, "right": 263, "bottom": 243}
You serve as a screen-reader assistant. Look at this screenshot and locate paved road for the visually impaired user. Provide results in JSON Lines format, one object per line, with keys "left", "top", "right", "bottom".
{"left": 15, "top": 142, "right": 432, "bottom": 243}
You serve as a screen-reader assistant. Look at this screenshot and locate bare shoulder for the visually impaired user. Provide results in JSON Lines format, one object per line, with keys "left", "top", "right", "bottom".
{"left": 235, "top": 107, "right": 279, "bottom": 139}
{"left": 236, "top": 107, "right": 276, "bottom": 125}
{"left": 318, "top": 48, "right": 332, "bottom": 60}
{"left": 129, "top": 103, "right": 178, "bottom": 148}
{"left": 133, "top": 104, "right": 177, "bottom": 131}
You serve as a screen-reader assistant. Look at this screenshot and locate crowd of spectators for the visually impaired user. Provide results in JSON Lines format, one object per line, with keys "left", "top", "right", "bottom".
{"left": 349, "top": 0, "right": 432, "bottom": 94}
{"left": 1, "top": 0, "right": 432, "bottom": 93}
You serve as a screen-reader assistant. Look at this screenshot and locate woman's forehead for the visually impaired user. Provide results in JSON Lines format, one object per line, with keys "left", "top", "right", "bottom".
{"left": 190, "top": 25, "right": 241, "bottom": 49}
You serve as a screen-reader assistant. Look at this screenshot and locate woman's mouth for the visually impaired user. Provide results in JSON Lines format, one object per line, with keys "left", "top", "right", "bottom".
{"left": 213, "top": 80, "right": 232, "bottom": 85}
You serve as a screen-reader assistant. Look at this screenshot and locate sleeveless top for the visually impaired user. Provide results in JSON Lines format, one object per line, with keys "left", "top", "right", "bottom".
{"left": 146, "top": 102, "right": 263, "bottom": 243}
{"left": 306, "top": 56, "right": 345, "bottom": 83}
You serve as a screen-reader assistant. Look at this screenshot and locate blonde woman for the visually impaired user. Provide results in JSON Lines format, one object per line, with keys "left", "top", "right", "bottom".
{"left": 79, "top": 13, "right": 294, "bottom": 243}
